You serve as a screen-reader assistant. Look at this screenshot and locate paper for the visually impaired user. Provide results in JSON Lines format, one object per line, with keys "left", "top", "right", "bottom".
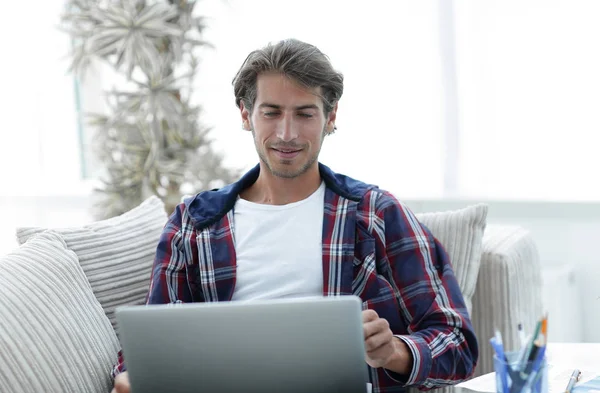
{"left": 548, "top": 365, "right": 598, "bottom": 393}
{"left": 457, "top": 371, "right": 497, "bottom": 392}
{"left": 457, "top": 364, "right": 599, "bottom": 393}
{"left": 573, "top": 376, "right": 600, "bottom": 393}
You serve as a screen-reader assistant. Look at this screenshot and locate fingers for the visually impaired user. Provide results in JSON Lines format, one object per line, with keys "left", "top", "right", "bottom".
{"left": 364, "top": 325, "right": 394, "bottom": 352}
{"left": 363, "top": 314, "right": 390, "bottom": 339}
{"left": 362, "top": 311, "right": 397, "bottom": 369}
{"left": 365, "top": 337, "right": 396, "bottom": 369}
{"left": 363, "top": 312, "right": 393, "bottom": 351}
{"left": 113, "top": 372, "right": 131, "bottom": 393}
{"left": 362, "top": 309, "right": 379, "bottom": 323}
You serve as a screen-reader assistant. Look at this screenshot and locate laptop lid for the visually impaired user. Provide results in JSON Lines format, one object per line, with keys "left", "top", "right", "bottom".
{"left": 116, "top": 296, "right": 370, "bottom": 393}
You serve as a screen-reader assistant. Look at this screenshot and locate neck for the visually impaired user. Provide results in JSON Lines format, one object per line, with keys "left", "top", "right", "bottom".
{"left": 241, "top": 163, "right": 322, "bottom": 205}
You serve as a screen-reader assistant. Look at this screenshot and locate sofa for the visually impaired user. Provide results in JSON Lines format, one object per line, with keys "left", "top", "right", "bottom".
{"left": 0, "top": 196, "right": 543, "bottom": 393}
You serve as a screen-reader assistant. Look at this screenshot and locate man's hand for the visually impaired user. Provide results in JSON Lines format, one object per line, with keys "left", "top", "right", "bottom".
{"left": 111, "top": 372, "right": 131, "bottom": 393}
{"left": 362, "top": 309, "right": 413, "bottom": 375}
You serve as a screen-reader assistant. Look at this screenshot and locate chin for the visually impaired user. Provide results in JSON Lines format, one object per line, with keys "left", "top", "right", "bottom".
{"left": 270, "top": 167, "right": 304, "bottom": 179}
{"left": 265, "top": 161, "right": 309, "bottom": 179}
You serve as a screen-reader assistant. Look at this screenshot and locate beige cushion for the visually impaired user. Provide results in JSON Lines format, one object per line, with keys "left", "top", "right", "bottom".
{"left": 472, "top": 225, "right": 543, "bottom": 376}
{"left": 16, "top": 196, "right": 168, "bottom": 328}
{"left": 415, "top": 203, "right": 488, "bottom": 315}
{"left": 0, "top": 231, "right": 120, "bottom": 393}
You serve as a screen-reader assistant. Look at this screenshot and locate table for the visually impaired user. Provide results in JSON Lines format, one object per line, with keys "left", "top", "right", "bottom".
{"left": 457, "top": 343, "right": 600, "bottom": 393}
{"left": 543, "top": 343, "right": 600, "bottom": 367}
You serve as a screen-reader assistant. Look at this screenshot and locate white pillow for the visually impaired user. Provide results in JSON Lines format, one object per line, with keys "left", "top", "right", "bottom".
{"left": 16, "top": 196, "right": 168, "bottom": 328}
{"left": 0, "top": 231, "right": 120, "bottom": 393}
{"left": 415, "top": 203, "right": 488, "bottom": 314}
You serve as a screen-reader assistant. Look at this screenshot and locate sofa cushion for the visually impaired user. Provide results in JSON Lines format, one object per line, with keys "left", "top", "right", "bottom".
{"left": 0, "top": 231, "right": 120, "bottom": 393}
{"left": 415, "top": 203, "right": 488, "bottom": 314}
{"left": 472, "top": 224, "right": 543, "bottom": 376}
{"left": 16, "top": 196, "right": 168, "bottom": 328}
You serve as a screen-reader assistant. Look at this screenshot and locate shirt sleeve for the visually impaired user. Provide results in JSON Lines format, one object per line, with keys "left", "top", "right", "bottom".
{"left": 376, "top": 192, "right": 479, "bottom": 390}
{"left": 111, "top": 351, "right": 127, "bottom": 379}
{"left": 111, "top": 202, "right": 196, "bottom": 378}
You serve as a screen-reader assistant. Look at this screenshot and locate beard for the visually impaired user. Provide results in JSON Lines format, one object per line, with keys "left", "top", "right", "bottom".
{"left": 252, "top": 124, "right": 327, "bottom": 179}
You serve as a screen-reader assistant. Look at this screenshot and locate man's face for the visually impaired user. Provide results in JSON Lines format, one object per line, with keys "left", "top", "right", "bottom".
{"left": 241, "top": 72, "right": 337, "bottom": 179}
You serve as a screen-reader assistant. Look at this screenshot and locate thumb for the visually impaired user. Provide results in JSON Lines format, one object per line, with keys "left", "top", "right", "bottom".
{"left": 113, "top": 373, "right": 131, "bottom": 393}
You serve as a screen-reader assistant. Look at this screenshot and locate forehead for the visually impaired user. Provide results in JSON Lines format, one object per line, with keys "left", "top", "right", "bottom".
{"left": 255, "top": 72, "right": 323, "bottom": 109}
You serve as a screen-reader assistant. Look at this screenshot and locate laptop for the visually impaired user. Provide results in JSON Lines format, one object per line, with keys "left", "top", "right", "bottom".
{"left": 115, "top": 296, "right": 370, "bottom": 393}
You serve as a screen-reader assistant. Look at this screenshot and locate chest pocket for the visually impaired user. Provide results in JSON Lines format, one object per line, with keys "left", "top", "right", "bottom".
{"left": 352, "top": 227, "right": 396, "bottom": 305}
{"left": 354, "top": 224, "right": 376, "bottom": 268}
{"left": 352, "top": 237, "right": 377, "bottom": 297}
{"left": 353, "top": 238, "right": 376, "bottom": 267}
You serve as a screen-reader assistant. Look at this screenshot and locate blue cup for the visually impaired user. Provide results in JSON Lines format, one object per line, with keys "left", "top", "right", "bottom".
{"left": 493, "top": 350, "right": 548, "bottom": 393}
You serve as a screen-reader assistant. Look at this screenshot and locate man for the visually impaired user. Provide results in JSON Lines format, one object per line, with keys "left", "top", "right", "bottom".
{"left": 112, "top": 38, "right": 478, "bottom": 393}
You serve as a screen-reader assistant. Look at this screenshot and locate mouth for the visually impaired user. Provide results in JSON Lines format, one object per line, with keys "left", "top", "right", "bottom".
{"left": 272, "top": 148, "right": 302, "bottom": 159}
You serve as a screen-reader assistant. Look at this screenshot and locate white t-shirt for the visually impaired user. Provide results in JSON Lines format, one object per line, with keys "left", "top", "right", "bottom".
{"left": 231, "top": 182, "right": 326, "bottom": 301}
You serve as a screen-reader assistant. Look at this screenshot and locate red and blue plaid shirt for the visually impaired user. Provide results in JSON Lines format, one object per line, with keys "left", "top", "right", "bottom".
{"left": 112, "top": 163, "right": 478, "bottom": 392}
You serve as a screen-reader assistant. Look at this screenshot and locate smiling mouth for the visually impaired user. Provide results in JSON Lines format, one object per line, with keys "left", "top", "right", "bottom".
{"left": 272, "top": 148, "right": 302, "bottom": 159}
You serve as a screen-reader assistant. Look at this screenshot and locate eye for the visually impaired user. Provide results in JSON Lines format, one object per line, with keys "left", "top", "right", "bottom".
{"left": 263, "top": 112, "right": 279, "bottom": 118}
{"left": 297, "top": 113, "right": 313, "bottom": 118}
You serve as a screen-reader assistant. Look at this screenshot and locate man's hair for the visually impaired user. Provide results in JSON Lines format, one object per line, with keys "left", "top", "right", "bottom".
{"left": 232, "top": 39, "right": 344, "bottom": 115}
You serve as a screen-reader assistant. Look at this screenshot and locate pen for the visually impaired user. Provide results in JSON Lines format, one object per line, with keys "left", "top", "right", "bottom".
{"left": 518, "top": 319, "right": 541, "bottom": 371}
{"left": 525, "top": 345, "right": 547, "bottom": 384}
{"left": 565, "top": 369, "right": 581, "bottom": 393}
{"left": 515, "top": 333, "right": 531, "bottom": 370}
{"left": 540, "top": 314, "right": 548, "bottom": 345}
{"left": 518, "top": 323, "right": 527, "bottom": 347}
{"left": 520, "top": 340, "right": 542, "bottom": 378}
{"left": 490, "top": 330, "right": 509, "bottom": 393}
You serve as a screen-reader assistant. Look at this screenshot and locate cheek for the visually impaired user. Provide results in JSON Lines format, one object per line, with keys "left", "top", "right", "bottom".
{"left": 250, "top": 120, "right": 271, "bottom": 138}
{"left": 306, "top": 123, "right": 327, "bottom": 139}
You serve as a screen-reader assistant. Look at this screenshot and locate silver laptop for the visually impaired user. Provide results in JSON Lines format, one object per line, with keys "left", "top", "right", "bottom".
{"left": 116, "top": 296, "right": 370, "bottom": 393}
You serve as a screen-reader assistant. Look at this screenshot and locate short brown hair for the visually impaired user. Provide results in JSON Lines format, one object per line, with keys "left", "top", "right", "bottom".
{"left": 232, "top": 39, "right": 344, "bottom": 115}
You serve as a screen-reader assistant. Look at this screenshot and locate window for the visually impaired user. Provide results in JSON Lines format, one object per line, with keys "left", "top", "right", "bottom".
{"left": 9, "top": 0, "right": 597, "bottom": 202}
{"left": 193, "top": 0, "right": 447, "bottom": 199}
{"left": 0, "top": 1, "right": 84, "bottom": 197}
{"left": 193, "top": 0, "right": 600, "bottom": 201}
{"left": 453, "top": 0, "right": 600, "bottom": 201}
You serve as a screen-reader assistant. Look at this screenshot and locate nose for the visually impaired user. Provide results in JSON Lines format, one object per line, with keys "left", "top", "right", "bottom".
{"left": 275, "top": 113, "right": 298, "bottom": 142}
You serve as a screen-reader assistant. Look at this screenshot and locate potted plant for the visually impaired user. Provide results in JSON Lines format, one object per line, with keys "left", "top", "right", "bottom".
{"left": 61, "top": 0, "right": 238, "bottom": 218}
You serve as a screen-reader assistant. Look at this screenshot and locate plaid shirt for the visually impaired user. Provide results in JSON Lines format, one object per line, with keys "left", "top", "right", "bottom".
{"left": 112, "top": 163, "right": 478, "bottom": 393}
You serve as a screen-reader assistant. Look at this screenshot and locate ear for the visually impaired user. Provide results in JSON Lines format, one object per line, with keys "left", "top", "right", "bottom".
{"left": 240, "top": 102, "right": 251, "bottom": 131}
{"left": 326, "top": 102, "right": 338, "bottom": 133}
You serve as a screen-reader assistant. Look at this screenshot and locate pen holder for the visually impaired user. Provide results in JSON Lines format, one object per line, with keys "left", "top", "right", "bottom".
{"left": 493, "top": 351, "right": 548, "bottom": 393}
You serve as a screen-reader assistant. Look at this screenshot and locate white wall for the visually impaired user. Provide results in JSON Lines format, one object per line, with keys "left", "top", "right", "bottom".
{"left": 1, "top": 195, "right": 597, "bottom": 342}
{"left": 0, "top": 196, "right": 93, "bottom": 256}
{"left": 0, "top": 1, "right": 82, "bottom": 196}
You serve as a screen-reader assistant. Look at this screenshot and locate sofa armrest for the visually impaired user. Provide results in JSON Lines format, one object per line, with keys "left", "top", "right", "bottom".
{"left": 471, "top": 225, "right": 543, "bottom": 376}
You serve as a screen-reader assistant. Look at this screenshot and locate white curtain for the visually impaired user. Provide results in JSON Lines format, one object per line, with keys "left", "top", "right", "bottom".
{"left": 194, "top": 0, "right": 447, "bottom": 199}
{"left": 196, "top": 0, "right": 600, "bottom": 201}
{"left": 454, "top": 0, "right": 600, "bottom": 201}
{"left": 3, "top": 0, "right": 598, "bottom": 203}
{"left": 0, "top": 1, "right": 85, "bottom": 255}
{"left": 0, "top": 1, "right": 81, "bottom": 197}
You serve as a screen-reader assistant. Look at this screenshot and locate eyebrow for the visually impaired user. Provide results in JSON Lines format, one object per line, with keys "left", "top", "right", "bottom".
{"left": 258, "top": 103, "right": 320, "bottom": 111}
